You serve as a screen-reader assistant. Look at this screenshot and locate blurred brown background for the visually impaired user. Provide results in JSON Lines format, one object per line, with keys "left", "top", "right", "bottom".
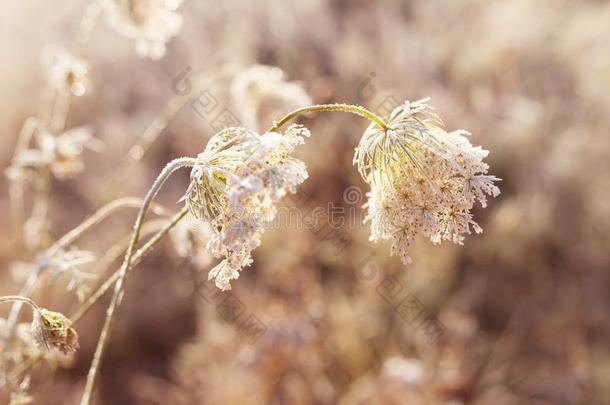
{"left": 1, "top": 0, "right": 610, "bottom": 404}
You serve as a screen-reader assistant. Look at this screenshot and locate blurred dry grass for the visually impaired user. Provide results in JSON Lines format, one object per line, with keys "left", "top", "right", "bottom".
{"left": 1, "top": 0, "right": 610, "bottom": 404}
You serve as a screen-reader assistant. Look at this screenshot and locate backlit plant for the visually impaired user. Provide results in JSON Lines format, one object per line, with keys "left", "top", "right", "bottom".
{"left": 0, "top": 3, "right": 501, "bottom": 404}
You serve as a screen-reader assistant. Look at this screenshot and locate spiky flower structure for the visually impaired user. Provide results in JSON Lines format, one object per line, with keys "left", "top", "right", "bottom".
{"left": 30, "top": 308, "right": 79, "bottom": 354}
{"left": 184, "top": 125, "right": 309, "bottom": 290}
{"left": 354, "top": 99, "right": 501, "bottom": 264}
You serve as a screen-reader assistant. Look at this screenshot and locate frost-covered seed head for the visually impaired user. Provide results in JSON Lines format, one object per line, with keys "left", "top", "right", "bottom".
{"left": 184, "top": 125, "right": 309, "bottom": 290}
{"left": 355, "top": 99, "right": 501, "bottom": 264}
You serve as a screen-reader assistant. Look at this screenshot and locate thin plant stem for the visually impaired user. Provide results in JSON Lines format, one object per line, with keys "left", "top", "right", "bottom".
{"left": 17, "top": 0, "right": 101, "bottom": 256}
{"left": 50, "top": 89, "right": 72, "bottom": 134}
{"left": 74, "top": 0, "right": 104, "bottom": 51}
{"left": 7, "top": 207, "right": 188, "bottom": 384}
{"left": 25, "top": 167, "right": 52, "bottom": 253}
{"left": 105, "top": 65, "right": 239, "bottom": 199}
{"left": 3, "top": 1, "right": 103, "bottom": 380}
{"left": 9, "top": 117, "right": 41, "bottom": 250}
{"left": 0, "top": 296, "right": 39, "bottom": 311}
{"left": 2, "top": 198, "right": 170, "bottom": 348}
{"left": 267, "top": 103, "right": 388, "bottom": 133}
{"left": 89, "top": 219, "right": 168, "bottom": 284}
{"left": 48, "top": 197, "right": 170, "bottom": 256}
{"left": 80, "top": 158, "right": 197, "bottom": 405}
{"left": 72, "top": 207, "right": 189, "bottom": 325}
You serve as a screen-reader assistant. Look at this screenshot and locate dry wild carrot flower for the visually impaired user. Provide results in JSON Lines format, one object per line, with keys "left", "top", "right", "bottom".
{"left": 9, "top": 126, "right": 99, "bottom": 180}
{"left": 103, "top": 0, "right": 183, "bottom": 60}
{"left": 30, "top": 308, "right": 79, "bottom": 354}
{"left": 184, "top": 125, "right": 309, "bottom": 290}
{"left": 42, "top": 46, "right": 89, "bottom": 96}
{"left": 354, "top": 98, "right": 501, "bottom": 264}
{"left": 231, "top": 65, "right": 312, "bottom": 131}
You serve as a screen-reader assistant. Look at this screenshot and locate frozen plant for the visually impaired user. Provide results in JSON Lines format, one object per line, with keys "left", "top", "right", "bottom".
{"left": 0, "top": 296, "right": 79, "bottom": 355}
{"left": 354, "top": 99, "right": 501, "bottom": 264}
{"left": 76, "top": 98, "right": 499, "bottom": 405}
{"left": 103, "top": 0, "right": 184, "bottom": 59}
{"left": 184, "top": 125, "right": 310, "bottom": 290}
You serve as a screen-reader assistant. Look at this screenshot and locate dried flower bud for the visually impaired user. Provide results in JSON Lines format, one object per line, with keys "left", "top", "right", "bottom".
{"left": 355, "top": 99, "right": 501, "bottom": 264}
{"left": 30, "top": 308, "right": 79, "bottom": 354}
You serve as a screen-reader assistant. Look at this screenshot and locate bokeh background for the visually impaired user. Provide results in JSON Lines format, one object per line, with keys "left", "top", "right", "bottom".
{"left": 1, "top": 0, "right": 610, "bottom": 404}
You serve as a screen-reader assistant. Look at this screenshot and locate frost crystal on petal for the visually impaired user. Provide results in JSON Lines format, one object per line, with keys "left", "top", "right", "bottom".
{"left": 356, "top": 99, "right": 501, "bottom": 264}
{"left": 184, "top": 125, "right": 309, "bottom": 290}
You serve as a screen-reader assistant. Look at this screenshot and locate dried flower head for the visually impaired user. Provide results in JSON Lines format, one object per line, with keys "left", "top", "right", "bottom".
{"left": 30, "top": 308, "right": 79, "bottom": 354}
{"left": 10, "top": 126, "right": 100, "bottom": 179}
{"left": 1, "top": 317, "right": 74, "bottom": 370}
{"left": 355, "top": 99, "right": 500, "bottom": 264}
{"left": 103, "top": 0, "right": 183, "bottom": 59}
{"left": 184, "top": 125, "right": 309, "bottom": 290}
{"left": 231, "top": 65, "right": 312, "bottom": 131}
{"left": 42, "top": 46, "right": 89, "bottom": 96}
